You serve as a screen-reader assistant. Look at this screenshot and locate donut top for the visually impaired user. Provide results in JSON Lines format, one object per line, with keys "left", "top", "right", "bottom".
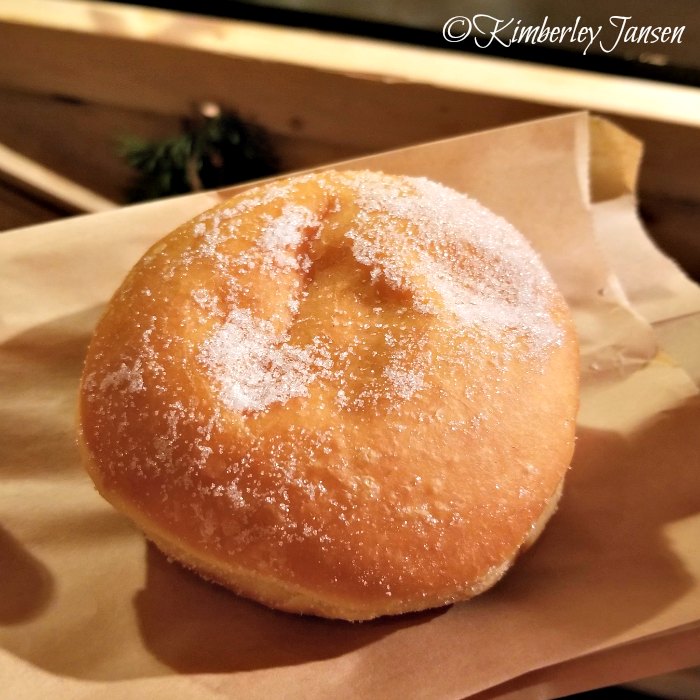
{"left": 185, "top": 171, "right": 561, "bottom": 415}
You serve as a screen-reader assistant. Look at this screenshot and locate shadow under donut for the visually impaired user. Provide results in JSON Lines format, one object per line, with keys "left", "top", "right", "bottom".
{"left": 134, "top": 543, "right": 448, "bottom": 674}
{"left": 0, "top": 525, "right": 54, "bottom": 625}
{"left": 466, "top": 400, "right": 699, "bottom": 646}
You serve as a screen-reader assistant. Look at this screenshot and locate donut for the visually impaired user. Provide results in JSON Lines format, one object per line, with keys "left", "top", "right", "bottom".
{"left": 78, "top": 170, "right": 579, "bottom": 621}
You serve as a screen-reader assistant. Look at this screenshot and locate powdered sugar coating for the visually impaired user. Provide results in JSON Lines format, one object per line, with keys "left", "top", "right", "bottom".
{"left": 200, "top": 307, "right": 331, "bottom": 412}
{"left": 257, "top": 203, "right": 318, "bottom": 273}
{"left": 193, "top": 171, "right": 562, "bottom": 414}
{"left": 346, "top": 174, "right": 559, "bottom": 350}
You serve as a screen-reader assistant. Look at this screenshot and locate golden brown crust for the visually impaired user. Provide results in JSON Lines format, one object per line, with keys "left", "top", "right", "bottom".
{"left": 79, "top": 170, "right": 579, "bottom": 620}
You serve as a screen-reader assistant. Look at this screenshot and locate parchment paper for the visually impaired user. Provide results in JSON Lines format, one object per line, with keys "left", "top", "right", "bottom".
{"left": 1, "top": 113, "right": 699, "bottom": 699}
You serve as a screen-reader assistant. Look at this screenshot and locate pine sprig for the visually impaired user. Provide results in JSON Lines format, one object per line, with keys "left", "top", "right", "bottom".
{"left": 119, "top": 107, "right": 278, "bottom": 203}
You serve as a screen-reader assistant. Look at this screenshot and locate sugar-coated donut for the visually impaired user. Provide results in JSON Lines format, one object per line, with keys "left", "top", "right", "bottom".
{"left": 79, "top": 170, "right": 579, "bottom": 621}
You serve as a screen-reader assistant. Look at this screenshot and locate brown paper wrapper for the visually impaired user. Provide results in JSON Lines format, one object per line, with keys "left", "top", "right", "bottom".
{"left": 1, "top": 113, "right": 699, "bottom": 698}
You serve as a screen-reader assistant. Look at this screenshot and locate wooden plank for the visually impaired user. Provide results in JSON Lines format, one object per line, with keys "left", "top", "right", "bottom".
{"left": 0, "top": 88, "right": 180, "bottom": 203}
{"left": 0, "top": 181, "right": 68, "bottom": 231}
{"left": 0, "top": 87, "right": 367, "bottom": 211}
{"left": 641, "top": 195, "right": 700, "bottom": 281}
{"left": 0, "top": 22, "right": 558, "bottom": 151}
{"left": 2, "top": 0, "right": 700, "bottom": 128}
{"left": 0, "top": 143, "right": 117, "bottom": 214}
{"left": 615, "top": 117, "right": 700, "bottom": 203}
